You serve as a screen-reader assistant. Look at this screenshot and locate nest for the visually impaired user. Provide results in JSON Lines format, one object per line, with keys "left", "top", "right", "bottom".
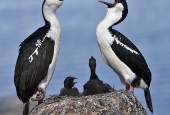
{"left": 30, "top": 90, "right": 147, "bottom": 115}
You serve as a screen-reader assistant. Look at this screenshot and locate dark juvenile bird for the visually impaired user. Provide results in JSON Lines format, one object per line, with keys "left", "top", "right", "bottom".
{"left": 96, "top": 0, "right": 153, "bottom": 113}
{"left": 102, "top": 83, "right": 114, "bottom": 93}
{"left": 83, "top": 56, "right": 104, "bottom": 96}
{"left": 14, "top": 0, "right": 63, "bottom": 114}
{"left": 59, "top": 76, "right": 80, "bottom": 96}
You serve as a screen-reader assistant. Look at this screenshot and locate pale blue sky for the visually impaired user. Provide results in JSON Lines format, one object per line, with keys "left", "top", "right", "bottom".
{"left": 0, "top": 0, "right": 170, "bottom": 115}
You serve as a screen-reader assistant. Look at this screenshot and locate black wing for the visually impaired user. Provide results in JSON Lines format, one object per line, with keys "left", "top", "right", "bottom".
{"left": 14, "top": 26, "right": 54, "bottom": 103}
{"left": 83, "top": 83, "right": 103, "bottom": 96}
{"left": 109, "top": 28, "right": 151, "bottom": 87}
{"left": 83, "top": 79, "right": 103, "bottom": 90}
{"left": 59, "top": 88, "right": 68, "bottom": 96}
{"left": 70, "top": 88, "right": 80, "bottom": 96}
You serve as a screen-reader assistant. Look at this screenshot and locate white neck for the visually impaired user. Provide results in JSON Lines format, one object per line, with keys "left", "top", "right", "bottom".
{"left": 42, "top": 0, "right": 61, "bottom": 28}
{"left": 43, "top": 9, "right": 60, "bottom": 28}
{"left": 96, "top": 8, "right": 123, "bottom": 42}
{"left": 97, "top": 8, "right": 123, "bottom": 30}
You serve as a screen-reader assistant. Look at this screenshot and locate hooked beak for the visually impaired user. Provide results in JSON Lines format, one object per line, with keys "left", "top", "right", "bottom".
{"left": 98, "top": 0, "right": 118, "bottom": 8}
{"left": 73, "top": 77, "right": 77, "bottom": 84}
{"left": 73, "top": 77, "right": 77, "bottom": 80}
{"left": 74, "top": 82, "right": 77, "bottom": 84}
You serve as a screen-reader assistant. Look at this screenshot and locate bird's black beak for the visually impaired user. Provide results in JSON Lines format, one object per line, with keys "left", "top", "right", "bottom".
{"left": 73, "top": 77, "right": 77, "bottom": 84}
{"left": 73, "top": 77, "right": 77, "bottom": 80}
{"left": 74, "top": 82, "right": 77, "bottom": 84}
{"left": 98, "top": 0, "right": 118, "bottom": 8}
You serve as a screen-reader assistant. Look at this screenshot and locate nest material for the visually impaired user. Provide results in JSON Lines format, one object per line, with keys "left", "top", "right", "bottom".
{"left": 30, "top": 90, "right": 147, "bottom": 115}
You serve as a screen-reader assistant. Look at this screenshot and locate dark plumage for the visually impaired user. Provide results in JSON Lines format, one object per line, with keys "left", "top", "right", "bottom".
{"left": 102, "top": 83, "right": 114, "bottom": 93}
{"left": 83, "top": 83, "right": 103, "bottom": 96}
{"left": 59, "top": 76, "right": 79, "bottom": 96}
{"left": 83, "top": 56, "right": 112, "bottom": 96}
{"left": 14, "top": 27, "right": 54, "bottom": 103}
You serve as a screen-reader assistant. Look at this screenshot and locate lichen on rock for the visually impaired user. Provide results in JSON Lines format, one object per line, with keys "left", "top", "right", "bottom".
{"left": 30, "top": 90, "right": 147, "bottom": 115}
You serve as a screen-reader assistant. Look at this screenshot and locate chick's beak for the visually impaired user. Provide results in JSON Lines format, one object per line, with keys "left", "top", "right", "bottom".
{"left": 74, "top": 82, "right": 77, "bottom": 84}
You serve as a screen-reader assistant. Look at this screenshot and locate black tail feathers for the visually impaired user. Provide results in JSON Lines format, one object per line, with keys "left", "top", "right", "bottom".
{"left": 144, "top": 87, "right": 153, "bottom": 113}
{"left": 23, "top": 102, "right": 30, "bottom": 115}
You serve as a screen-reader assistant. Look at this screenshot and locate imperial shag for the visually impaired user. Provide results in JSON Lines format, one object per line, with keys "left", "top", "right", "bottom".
{"left": 83, "top": 56, "right": 104, "bottom": 96}
{"left": 103, "top": 83, "right": 114, "bottom": 93}
{"left": 14, "top": 0, "right": 63, "bottom": 114}
{"left": 59, "top": 76, "right": 80, "bottom": 96}
{"left": 83, "top": 56, "right": 113, "bottom": 95}
{"left": 96, "top": 0, "right": 153, "bottom": 112}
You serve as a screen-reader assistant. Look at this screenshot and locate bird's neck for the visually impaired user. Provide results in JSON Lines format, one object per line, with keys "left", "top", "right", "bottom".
{"left": 67, "top": 87, "right": 72, "bottom": 89}
{"left": 97, "top": 9, "right": 123, "bottom": 32}
{"left": 96, "top": 18, "right": 113, "bottom": 43}
{"left": 42, "top": 6, "right": 60, "bottom": 29}
{"left": 96, "top": 11, "right": 122, "bottom": 44}
{"left": 90, "top": 68, "right": 99, "bottom": 79}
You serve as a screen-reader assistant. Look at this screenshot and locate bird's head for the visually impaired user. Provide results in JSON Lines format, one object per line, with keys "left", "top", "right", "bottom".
{"left": 43, "top": 0, "right": 63, "bottom": 12}
{"left": 99, "top": 0, "right": 128, "bottom": 26}
{"left": 64, "top": 76, "right": 77, "bottom": 89}
{"left": 89, "top": 56, "right": 96, "bottom": 70}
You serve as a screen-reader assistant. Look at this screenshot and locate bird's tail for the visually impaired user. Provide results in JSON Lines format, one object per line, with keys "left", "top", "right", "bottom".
{"left": 144, "top": 87, "right": 153, "bottom": 113}
{"left": 23, "top": 102, "right": 30, "bottom": 115}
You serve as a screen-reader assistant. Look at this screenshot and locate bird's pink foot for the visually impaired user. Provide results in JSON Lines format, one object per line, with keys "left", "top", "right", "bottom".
{"left": 35, "top": 90, "right": 43, "bottom": 99}
{"left": 126, "top": 84, "right": 134, "bottom": 91}
{"left": 31, "top": 87, "right": 46, "bottom": 103}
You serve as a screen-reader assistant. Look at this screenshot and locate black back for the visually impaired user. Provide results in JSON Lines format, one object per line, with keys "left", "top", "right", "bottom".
{"left": 102, "top": 83, "right": 114, "bottom": 93}
{"left": 59, "top": 88, "right": 79, "bottom": 97}
{"left": 109, "top": 28, "right": 151, "bottom": 86}
{"left": 82, "top": 84, "right": 103, "bottom": 96}
{"left": 14, "top": 26, "right": 54, "bottom": 103}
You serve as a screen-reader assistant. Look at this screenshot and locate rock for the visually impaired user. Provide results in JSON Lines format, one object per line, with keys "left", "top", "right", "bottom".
{"left": 30, "top": 90, "right": 147, "bottom": 115}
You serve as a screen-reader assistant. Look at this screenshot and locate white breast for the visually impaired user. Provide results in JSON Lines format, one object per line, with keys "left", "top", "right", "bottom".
{"left": 39, "top": 25, "right": 61, "bottom": 90}
{"left": 96, "top": 26, "right": 136, "bottom": 85}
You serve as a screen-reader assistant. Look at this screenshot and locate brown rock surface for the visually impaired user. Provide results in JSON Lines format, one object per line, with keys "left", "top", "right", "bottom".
{"left": 30, "top": 90, "right": 147, "bottom": 115}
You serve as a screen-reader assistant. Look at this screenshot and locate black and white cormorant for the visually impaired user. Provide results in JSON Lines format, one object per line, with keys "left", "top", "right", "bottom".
{"left": 96, "top": 0, "right": 153, "bottom": 113}
{"left": 14, "top": 0, "right": 63, "bottom": 114}
{"left": 59, "top": 76, "right": 79, "bottom": 96}
{"left": 83, "top": 56, "right": 105, "bottom": 96}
